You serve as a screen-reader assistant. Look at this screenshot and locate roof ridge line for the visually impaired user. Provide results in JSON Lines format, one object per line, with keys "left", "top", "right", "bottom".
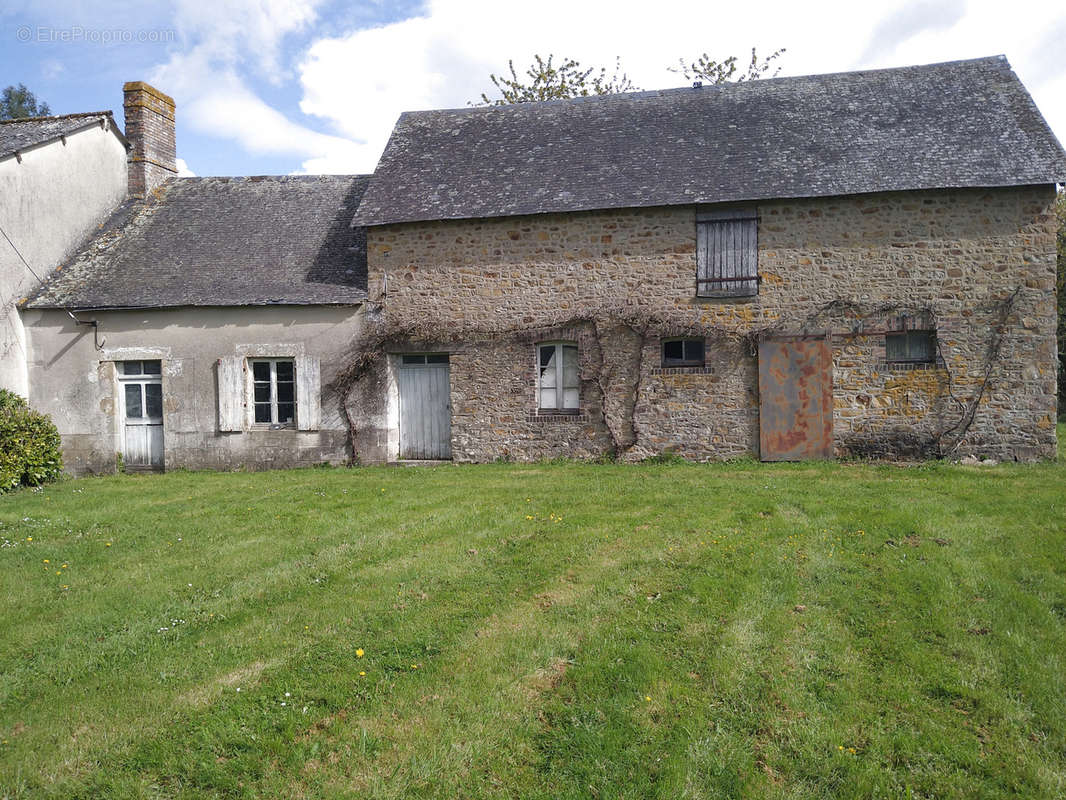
{"left": 0, "top": 110, "right": 114, "bottom": 126}
{"left": 406, "top": 55, "right": 1012, "bottom": 117}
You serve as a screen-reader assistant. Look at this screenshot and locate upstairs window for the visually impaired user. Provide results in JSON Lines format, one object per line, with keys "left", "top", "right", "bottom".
{"left": 662, "top": 338, "right": 705, "bottom": 367}
{"left": 696, "top": 208, "right": 759, "bottom": 298}
{"left": 250, "top": 358, "right": 296, "bottom": 425}
{"left": 537, "top": 343, "right": 579, "bottom": 412}
{"left": 886, "top": 331, "right": 936, "bottom": 364}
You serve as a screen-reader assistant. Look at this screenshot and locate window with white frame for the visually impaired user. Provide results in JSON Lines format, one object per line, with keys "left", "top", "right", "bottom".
{"left": 117, "top": 360, "right": 163, "bottom": 420}
{"left": 537, "top": 343, "right": 579, "bottom": 412}
{"left": 250, "top": 358, "right": 296, "bottom": 425}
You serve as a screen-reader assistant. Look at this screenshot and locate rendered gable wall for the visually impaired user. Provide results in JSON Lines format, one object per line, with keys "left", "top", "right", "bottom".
{"left": 0, "top": 123, "right": 128, "bottom": 396}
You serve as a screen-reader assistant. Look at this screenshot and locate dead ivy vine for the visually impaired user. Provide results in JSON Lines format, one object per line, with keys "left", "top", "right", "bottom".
{"left": 330, "top": 288, "right": 1026, "bottom": 463}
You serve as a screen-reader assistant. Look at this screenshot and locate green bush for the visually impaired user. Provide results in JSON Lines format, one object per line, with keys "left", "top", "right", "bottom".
{"left": 0, "top": 389, "right": 62, "bottom": 491}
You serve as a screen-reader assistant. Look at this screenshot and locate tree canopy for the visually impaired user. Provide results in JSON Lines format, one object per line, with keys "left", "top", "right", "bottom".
{"left": 0, "top": 84, "right": 51, "bottom": 120}
{"left": 476, "top": 48, "right": 785, "bottom": 105}
{"left": 478, "top": 55, "right": 636, "bottom": 105}
{"left": 669, "top": 47, "right": 786, "bottom": 85}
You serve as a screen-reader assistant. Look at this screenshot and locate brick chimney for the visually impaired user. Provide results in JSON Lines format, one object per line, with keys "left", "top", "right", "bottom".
{"left": 123, "top": 81, "right": 176, "bottom": 198}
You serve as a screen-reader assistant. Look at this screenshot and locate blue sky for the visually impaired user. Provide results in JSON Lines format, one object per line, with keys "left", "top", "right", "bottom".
{"left": 2, "top": 0, "right": 1064, "bottom": 177}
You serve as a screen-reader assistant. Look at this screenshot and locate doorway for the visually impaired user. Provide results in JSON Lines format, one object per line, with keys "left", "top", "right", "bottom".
{"left": 118, "top": 359, "right": 164, "bottom": 470}
{"left": 397, "top": 354, "right": 451, "bottom": 460}
{"left": 758, "top": 336, "right": 833, "bottom": 461}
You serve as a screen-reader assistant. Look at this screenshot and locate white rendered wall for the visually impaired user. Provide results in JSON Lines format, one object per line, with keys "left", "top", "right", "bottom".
{"left": 0, "top": 122, "right": 127, "bottom": 396}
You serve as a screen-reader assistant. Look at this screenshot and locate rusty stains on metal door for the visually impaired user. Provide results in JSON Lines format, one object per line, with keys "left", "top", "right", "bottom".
{"left": 758, "top": 335, "right": 833, "bottom": 461}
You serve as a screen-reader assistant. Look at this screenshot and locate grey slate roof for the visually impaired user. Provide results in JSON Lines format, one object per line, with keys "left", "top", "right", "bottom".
{"left": 353, "top": 56, "right": 1066, "bottom": 226}
{"left": 0, "top": 112, "right": 123, "bottom": 160}
{"left": 27, "top": 175, "right": 369, "bottom": 309}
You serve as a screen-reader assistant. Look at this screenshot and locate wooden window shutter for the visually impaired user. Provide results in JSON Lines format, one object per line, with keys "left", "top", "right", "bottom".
{"left": 295, "top": 355, "right": 321, "bottom": 431}
{"left": 696, "top": 208, "right": 758, "bottom": 297}
{"left": 217, "top": 356, "right": 245, "bottom": 431}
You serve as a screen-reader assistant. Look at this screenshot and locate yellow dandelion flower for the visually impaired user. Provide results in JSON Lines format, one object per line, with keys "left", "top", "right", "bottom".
{"left": 43, "top": 559, "right": 49, "bottom": 564}
{"left": 645, "top": 696, "right": 651, "bottom": 702}
{"left": 411, "top": 664, "right": 418, "bottom": 669}
{"left": 838, "top": 745, "right": 844, "bottom": 751}
{"left": 356, "top": 649, "right": 364, "bottom": 658}
{"left": 359, "top": 671, "right": 366, "bottom": 677}
{"left": 106, "top": 542, "right": 112, "bottom": 547}
{"left": 56, "top": 571, "right": 61, "bottom": 575}
{"left": 62, "top": 563, "right": 68, "bottom": 569}
{"left": 26, "top": 537, "right": 32, "bottom": 542}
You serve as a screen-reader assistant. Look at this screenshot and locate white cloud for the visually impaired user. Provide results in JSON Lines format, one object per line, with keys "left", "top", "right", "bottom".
{"left": 175, "top": 158, "right": 196, "bottom": 177}
{"left": 149, "top": 0, "right": 367, "bottom": 173}
{"left": 296, "top": 0, "right": 859, "bottom": 173}
{"left": 294, "top": 0, "right": 1066, "bottom": 174}
{"left": 170, "top": 0, "right": 321, "bottom": 79}
{"left": 152, "top": 52, "right": 363, "bottom": 172}
{"left": 138, "top": 0, "right": 1066, "bottom": 174}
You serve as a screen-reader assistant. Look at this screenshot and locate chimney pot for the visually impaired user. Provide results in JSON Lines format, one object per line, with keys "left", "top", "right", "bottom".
{"left": 123, "top": 81, "right": 176, "bottom": 198}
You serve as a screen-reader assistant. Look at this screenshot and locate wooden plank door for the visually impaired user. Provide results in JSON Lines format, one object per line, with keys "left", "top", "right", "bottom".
{"left": 398, "top": 355, "right": 452, "bottom": 460}
{"left": 758, "top": 337, "right": 833, "bottom": 461}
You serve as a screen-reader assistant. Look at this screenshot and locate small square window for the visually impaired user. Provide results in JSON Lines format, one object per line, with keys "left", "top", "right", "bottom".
{"left": 886, "top": 331, "right": 936, "bottom": 363}
{"left": 662, "top": 338, "right": 705, "bottom": 367}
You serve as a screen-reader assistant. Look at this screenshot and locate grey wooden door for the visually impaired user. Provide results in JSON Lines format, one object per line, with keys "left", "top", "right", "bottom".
{"left": 119, "top": 360, "right": 164, "bottom": 470}
{"left": 398, "top": 355, "right": 451, "bottom": 459}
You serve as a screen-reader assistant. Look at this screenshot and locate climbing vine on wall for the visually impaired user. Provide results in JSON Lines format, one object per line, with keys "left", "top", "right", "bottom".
{"left": 330, "top": 288, "right": 1027, "bottom": 463}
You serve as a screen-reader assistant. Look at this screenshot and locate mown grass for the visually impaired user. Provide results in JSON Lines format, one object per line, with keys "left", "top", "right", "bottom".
{"left": 1, "top": 437, "right": 1065, "bottom": 799}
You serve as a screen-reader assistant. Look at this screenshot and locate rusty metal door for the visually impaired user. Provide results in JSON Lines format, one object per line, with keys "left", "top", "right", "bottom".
{"left": 758, "top": 336, "right": 833, "bottom": 461}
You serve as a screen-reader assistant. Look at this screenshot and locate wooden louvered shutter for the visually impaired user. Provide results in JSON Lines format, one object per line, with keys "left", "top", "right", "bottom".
{"left": 696, "top": 208, "right": 758, "bottom": 298}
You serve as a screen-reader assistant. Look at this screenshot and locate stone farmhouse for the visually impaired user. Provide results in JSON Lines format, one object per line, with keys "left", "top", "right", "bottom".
{"left": 1, "top": 56, "right": 1063, "bottom": 472}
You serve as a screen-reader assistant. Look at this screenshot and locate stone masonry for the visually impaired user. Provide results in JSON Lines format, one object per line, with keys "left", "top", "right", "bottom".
{"left": 348, "top": 185, "right": 1058, "bottom": 463}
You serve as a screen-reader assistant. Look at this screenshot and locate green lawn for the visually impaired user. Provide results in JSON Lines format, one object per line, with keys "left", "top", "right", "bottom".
{"left": 1, "top": 439, "right": 1065, "bottom": 799}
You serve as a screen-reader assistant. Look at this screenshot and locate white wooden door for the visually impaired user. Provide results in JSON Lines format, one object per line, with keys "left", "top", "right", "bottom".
{"left": 398, "top": 355, "right": 451, "bottom": 460}
{"left": 119, "top": 360, "right": 164, "bottom": 470}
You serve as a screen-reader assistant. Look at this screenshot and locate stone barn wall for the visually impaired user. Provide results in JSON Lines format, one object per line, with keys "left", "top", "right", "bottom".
{"left": 347, "top": 185, "right": 1058, "bottom": 462}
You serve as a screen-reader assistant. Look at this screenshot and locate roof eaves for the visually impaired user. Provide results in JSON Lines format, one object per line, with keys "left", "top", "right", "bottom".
{"left": 0, "top": 112, "right": 127, "bottom": 162}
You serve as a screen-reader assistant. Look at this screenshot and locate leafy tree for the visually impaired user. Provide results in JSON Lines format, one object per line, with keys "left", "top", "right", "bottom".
{"left": 669, "top": 47, "right": 787, "bottom": 85}
{"left": 0, "top": 83, "right": 51, "bottom": 120}
{"left": 1056, "top": 190, "right": 1065, "bottom": 412}
{"left": 477, "top": 49, "right": 785, "bottom": 105}
{"left": 479, "top": 55, "right": 636, "bottom": 105}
